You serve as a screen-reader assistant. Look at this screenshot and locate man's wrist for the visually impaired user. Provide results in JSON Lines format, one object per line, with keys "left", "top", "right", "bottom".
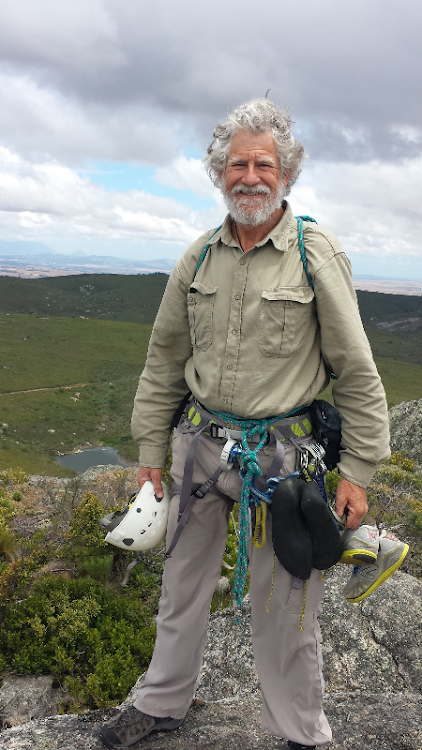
{"left": 338, "top": 453, "right": 377, "bottom": 489}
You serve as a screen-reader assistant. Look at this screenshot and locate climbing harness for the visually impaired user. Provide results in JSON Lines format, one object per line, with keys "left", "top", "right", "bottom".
{"left": 167, "top": 398, "right": 321, "bottom": 618}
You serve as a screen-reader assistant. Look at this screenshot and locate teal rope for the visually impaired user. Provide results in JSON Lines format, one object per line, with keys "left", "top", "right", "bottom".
{"left": 194, "top": 225, "right": 222, "bottom": 277}
{"left": 295, "top": 215, "right": 317, "bottom": 291}
{"left": 207, "top": 404, "right": 307, "bottom": 618}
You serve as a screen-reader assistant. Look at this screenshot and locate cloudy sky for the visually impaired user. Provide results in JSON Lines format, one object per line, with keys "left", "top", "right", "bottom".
{"left": 0, "top": 0, "right": 421, "bottom": 278}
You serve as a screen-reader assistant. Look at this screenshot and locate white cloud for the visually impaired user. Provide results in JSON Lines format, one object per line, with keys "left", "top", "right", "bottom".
{"left": 0, "top": 0, "right": 125, "bottom": 71}
{"left": 154, "top": 156, "right": 220, "bottom": 200}
{"left": 0, "top": 0, "right": 421, "bottom": 168}
{"left": 290, "top": 157, "right": 422, "bottom": 257}
{"left": 0, "top": 148, "right": 221, "bottom": 247}
{"left": 0, "top": 70, "right": 177, "bottom": 165}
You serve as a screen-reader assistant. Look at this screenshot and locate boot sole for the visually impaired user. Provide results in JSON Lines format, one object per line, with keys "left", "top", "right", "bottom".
{"left": 339, "top": 548, "right": 378, "bottom": 564}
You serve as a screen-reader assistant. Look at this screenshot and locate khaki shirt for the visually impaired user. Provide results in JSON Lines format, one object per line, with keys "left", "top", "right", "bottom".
{"left": 132, "top": 202, "right": 390, "bottom": 488}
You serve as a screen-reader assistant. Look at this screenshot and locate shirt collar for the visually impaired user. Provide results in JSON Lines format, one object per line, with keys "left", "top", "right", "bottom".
{"left": 208, "top": 201, "right": 295, "bottom": 253}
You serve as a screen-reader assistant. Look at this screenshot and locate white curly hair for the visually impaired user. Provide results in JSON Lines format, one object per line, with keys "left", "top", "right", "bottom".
{"left": 204, "top": 98, "right": 304, "bottom": 195}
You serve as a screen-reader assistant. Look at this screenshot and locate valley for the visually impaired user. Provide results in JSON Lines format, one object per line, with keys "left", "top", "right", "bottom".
{"left": 1, "top": 275, "right": 421, "bottom": 475}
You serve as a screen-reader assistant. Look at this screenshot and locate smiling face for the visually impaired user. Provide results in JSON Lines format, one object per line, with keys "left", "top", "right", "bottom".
{"left": 222, "top": 130, "right": 289, "bottom": 227}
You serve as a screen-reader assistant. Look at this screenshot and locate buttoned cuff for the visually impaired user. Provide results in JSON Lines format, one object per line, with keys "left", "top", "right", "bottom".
{"left": 337, "top": 452, "right": 379, "bottom": 489}
{"left": 138, "top": 444, "right": 168, "bottom": 469}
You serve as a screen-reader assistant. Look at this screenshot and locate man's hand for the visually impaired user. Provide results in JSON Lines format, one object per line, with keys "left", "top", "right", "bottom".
{"left": 335, "top": 477, "right": 368, "bottom": 529}
{"left": 137, "top": 467, "right": 164, "bottom": 499}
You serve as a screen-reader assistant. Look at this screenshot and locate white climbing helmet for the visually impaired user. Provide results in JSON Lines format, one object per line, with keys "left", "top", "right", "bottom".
{"left": 100, "top": 480, "right": 170, "bottom": 551}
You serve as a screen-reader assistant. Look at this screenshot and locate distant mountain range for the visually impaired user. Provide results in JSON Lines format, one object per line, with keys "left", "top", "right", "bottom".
{"left": 1, "top": 241, "right": 422, "bottom": 295}
{"left": 0, "top": 240, "right": 175, "bottom": 276}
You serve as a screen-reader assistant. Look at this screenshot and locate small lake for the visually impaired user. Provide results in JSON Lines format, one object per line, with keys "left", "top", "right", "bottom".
{"left": 56, "top": 446, "right": 129, "bottom": 473}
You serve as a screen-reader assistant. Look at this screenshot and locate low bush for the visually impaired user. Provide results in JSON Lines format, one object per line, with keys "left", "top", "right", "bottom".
{"left": 0, "top": 575, "right": 157, "bottom": 711}
{"left": 0, "top": 479, "right": 165, "bottom": 711}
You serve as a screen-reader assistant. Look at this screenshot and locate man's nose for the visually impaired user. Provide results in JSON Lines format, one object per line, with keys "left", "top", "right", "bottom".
{"left": 242, "top": 164, "right": 261, "bottom": 185}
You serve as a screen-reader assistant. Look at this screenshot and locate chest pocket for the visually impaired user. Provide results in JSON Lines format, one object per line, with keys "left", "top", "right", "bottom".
{"left": 259, "top": 286, "right": 315, "bottom": 358}
{"left": 187, "top": 282, "right": 218, "bottom": 352}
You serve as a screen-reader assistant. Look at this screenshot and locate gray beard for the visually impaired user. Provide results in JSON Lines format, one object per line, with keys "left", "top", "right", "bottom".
{"left": 221, "top": 183, "right": 286, "bottom": 227}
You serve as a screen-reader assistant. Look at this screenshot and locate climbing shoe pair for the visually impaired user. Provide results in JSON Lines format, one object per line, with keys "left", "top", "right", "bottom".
{"left": 100, "top": 706, "right": 184, "bottom": 748}
{"left": 343, "top": 529, "right": 409, "bottom": 603}
{"left": 271, "top": 477, "right": 343, "bottom": 580}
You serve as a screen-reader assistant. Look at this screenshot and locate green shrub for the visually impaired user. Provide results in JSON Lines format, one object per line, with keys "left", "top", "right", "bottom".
{"left": 61, "top": 491, "right": 110, "bottom": 566}
{"left": 0, "top": 527, "right": 16, "bottom": 561}
{"left": 81, "top": 555, "right": 113, "bottom": 584}
{"left": 0, "top": 490, "right": 14, "bottom": 524}
{"left": 0, "top": 575, "right": 156, "bottom": 709}
{"left": 387, "top": 452, "right": 416, "bottom": 472}
{"left": 324, "top": 468, "right": 342, "bottom": 500}
{"left": 0, "top": 468, "right": 29, "bottom": 485}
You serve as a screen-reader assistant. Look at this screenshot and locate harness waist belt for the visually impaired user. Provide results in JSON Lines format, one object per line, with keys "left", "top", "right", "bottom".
{"left": 164, "top": 399, "right": 314, "bottom": 563}
{"left": 182, "top": 399, "right": 313, "bottom": 443}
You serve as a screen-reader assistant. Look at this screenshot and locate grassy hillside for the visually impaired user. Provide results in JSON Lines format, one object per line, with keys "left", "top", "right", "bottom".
{"left": 356, "top": 289, "right": 422, "bottom": 324}
{"left": 0, "top": 273, "right": 169, "bottom": 324}
{"left": 0, "top": 314, "right": 151, "bottom": 475}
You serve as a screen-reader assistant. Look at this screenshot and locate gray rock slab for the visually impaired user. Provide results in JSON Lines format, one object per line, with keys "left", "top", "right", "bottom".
{"left": 197, "top": 568, "right": 422, "bottom": 702}
{"left": 1, "top": 694, "right": 421, "bottom": 750}
{"left": 0, "top": 676, "right": 65, "bottom": 728}
{"left": 320, "top": 567, "right": 422, "bottom": 694}
{"left": 360, "top": 571, "right": 422, "bottom": 693}
{"left": 389, "top": 398, "right": 422, "bottom": 463}
{"left": 196, "top": 595, "right": 260, "bottom": 703}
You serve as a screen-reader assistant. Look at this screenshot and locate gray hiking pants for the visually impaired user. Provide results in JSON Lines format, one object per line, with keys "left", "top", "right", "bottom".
{"left": 134, "top": 426, "right": 332, "bottom": 746}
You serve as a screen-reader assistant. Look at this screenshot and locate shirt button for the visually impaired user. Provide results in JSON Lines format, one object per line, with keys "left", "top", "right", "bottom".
{"left": 239, "top": 259, "right": 246, "bottom": 265}
{"left": 227, "top": 363, "right": 233, "bottom": 369}
{"left": 223, "top": 398, "right": 229, "bottom": 404}
{"left": 188, "top": 295, "right": 193, "bottom": 303}
{"left": 235, "top": 295, "right": 240, "bottom": 300}
{"left": 231, "top": 329, "right": 237, "bottom": 335}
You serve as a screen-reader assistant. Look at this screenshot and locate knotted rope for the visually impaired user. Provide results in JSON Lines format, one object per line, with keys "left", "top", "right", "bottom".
{"left": 207, "top": 405, "right": 305, "bottom": 619}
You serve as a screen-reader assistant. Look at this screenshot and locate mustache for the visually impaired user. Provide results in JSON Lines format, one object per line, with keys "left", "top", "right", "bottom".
{"left": 230, "top": 185, "right": 271, "bottom": 196}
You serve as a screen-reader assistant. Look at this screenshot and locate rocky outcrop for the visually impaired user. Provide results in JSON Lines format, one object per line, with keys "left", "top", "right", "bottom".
{"left": 1, "top": 567, "right": 421, "bottom": 749}
{"left": 0, "top": 676, "right": 66, "bottom": 729}
{"left": 389, "top": 398, "right": 422, "bottom": 464}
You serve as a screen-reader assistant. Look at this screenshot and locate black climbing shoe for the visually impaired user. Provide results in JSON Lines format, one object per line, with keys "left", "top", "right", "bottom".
{"left": 287, "top": 741, "right": 317, "bottom": 749}
{"left": 100, "top": 705, "right": 184, "bottom": 748}
{"left": 300, "top": 479, "right": 343, "bottom": 570}
{"left": 271, "top": 477, "right": 312, "bottom": 580}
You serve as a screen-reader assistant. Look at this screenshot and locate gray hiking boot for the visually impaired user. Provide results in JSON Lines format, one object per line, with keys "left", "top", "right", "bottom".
{"left": 99, "top": 705, "right": 184, "bottom": 748}
{"left": 343, "top": 530, "right": 409, "bottom": 603}
{"left": 339, "top": 524, "right": 379, "bottom": 565}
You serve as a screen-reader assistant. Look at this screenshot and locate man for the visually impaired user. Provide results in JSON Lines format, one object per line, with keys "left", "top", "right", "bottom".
{"left": 100, "top": 98, "right": 390, "bottom": 749}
